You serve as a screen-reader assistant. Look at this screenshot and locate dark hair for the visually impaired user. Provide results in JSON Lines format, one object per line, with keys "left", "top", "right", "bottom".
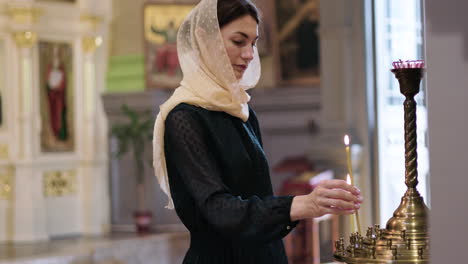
{"left": 217, "top": 0, "right": 261, "bottom": 28}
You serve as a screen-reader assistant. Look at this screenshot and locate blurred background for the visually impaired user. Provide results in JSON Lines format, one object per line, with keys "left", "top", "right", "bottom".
{"left": 0, "top": 0, "right": 466, "bottom": 263}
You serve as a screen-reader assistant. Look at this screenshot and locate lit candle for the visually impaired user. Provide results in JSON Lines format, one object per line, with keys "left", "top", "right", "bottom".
{"left": 344, "top": 135, "right": 362, "bottom": 234}
{"left": 344, "top": 135, "right": 353, "bottom": 181}
{"left": 346, "top": 174, "right": 356, "bottom": 233}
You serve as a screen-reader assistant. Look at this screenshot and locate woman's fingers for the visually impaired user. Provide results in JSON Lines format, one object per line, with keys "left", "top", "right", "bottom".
{"left": 324, "top": 207, "right": 356, "bottom": 215}
{"left": 318, "top": 197, "right": 358, "bottom": 210}
{"left": 323, "top": 189, "right": 363, "bottom": 204}
{"left": 303, "top": 179, "right": 365, "bottom": 219}
{"left": 320, "top": 179, "right": 361, "bottom": 195}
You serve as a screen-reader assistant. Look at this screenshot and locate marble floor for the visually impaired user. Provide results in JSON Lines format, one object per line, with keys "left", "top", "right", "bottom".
{"left": 0, "top": 232, "right": 190, "bottom": 264}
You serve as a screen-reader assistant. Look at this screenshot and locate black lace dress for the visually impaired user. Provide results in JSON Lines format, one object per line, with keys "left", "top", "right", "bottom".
{"left": 164, "top": 103, "right": 297, "bottom": 264}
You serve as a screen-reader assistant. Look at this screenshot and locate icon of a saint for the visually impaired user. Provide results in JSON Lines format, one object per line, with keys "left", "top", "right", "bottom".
{"left": 46, "top": 45, "right": 68, "bottom": 141}
{"left": 151, "top": 20, "right": 179, "bottom": 76}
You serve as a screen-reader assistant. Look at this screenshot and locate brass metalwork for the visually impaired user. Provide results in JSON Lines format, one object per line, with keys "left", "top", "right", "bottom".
{"left": 12, "top": 31, "right": 37, "bottom": 48}
{"left": 44, "top": 170, "right": 76, "bottom": 197}
{"left": 80, "top": 13, "right": 103, "bottom": 53}
{"left": 6, "top": 6, "right": 42, "bottom": 24}
{"left": 0, "top": 173, "right": 13, "bottom": 200}
{"left": 334, "top": 68, "right": 430, "bottom": 263}
{"left": 82, "top": 36, "right": 103, "bottom": 53}
{"left": 80, "top": 14, "right": 103, "bottom": 31}
{"left": 0, "top": 144, "right": 8, "bottom": 159}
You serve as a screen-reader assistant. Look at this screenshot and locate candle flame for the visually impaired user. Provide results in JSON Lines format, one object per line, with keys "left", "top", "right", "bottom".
{"left": 344, "top": 135, "right": 350, "bottom": 146}
{"left": 346, "top": 174, "right": 351, "bottom": 185}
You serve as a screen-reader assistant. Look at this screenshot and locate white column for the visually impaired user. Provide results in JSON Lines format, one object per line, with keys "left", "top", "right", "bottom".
{"left": 14, "top": 32, "right": 36, "bottom": 161}
{"left": 313, "top": 0, "right": 373, "bottom": 233}
{"left": 318, "top": 0, "right": 349, "bottom": 126}
{"left": 79, "top": 35, "right": 110, "bottom": 235}
{"left": 12, "top": 31, "right": 48, "bottom": 242}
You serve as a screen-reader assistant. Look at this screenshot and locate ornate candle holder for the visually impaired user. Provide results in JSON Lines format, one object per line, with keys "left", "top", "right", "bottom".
{"left": 334, "top": 60, "right": 430, "bottom": 263}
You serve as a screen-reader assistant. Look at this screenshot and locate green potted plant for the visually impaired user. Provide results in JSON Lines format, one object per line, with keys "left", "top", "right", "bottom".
{"left": 111, "top": 104, "right": 154, "bottom": 233}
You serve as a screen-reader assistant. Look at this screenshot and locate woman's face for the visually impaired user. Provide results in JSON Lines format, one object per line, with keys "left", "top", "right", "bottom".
{"left": 220, "top": 15, "right": 259, "bottom": 79}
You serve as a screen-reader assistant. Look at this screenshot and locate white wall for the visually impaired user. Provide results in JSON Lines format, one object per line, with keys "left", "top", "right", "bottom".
{"left": 317, "top": 0, "right": 373, "bottom": 231}
{"left": 425, "top": 0, "right": 468, "bottom": 262}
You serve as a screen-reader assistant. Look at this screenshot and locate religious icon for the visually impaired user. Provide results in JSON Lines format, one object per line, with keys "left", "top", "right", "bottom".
{"left": 47, "top": 46, "right": 68, "bottom": 141}
{"left": 39, "top": 42, "right": 74, "bottom": 152}
{"left": 143, "top": 3, "right": 196, "bottom": 89}
{"left": 275, "top": 0, "right": 320, "bottom": 85}
{"left": 151, "top": 20, "right": 179, "bottom": 77}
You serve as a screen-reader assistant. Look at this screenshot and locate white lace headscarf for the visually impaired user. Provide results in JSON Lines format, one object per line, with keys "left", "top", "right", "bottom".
{"left": 153, "top": 0, "right": 261, "bottom": 209}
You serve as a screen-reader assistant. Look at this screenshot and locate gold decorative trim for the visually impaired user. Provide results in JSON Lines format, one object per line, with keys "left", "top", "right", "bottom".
{"left": 7, "top": 6, "right": 42, "bottom": 25}
{"left": 82, "top": 36, "right": 103, "bottom": 53}
{"left": 44, "top": 170, "right": 76, "bottom": 197}
{"left": 80, "top": 14, "right": 103, "bottom": 31}
{"left": 12, "top": 31, "right": 37, "bottom": 48}
{"left": 0, "top": 144, "right": 8, "bottom": 159}
{"left": 0, "top": 173, "right": 13, "bottom": 200}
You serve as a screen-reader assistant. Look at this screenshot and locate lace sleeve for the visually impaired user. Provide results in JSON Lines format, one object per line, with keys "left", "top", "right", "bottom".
{"left": 164, "top": 108, "right": 297, "bottom": 244}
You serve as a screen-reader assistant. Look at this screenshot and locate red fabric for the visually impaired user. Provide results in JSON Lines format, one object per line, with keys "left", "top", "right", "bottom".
{"left": 279, "top": 178, "right": 314, "bottom": 263}
{"left": 46, "top": 65, "right": 66, "bottom": 138}
{"left": 280, "top": 180, "right": 314, "bottom": 195}
{"left": 155, "top": 43, "right": 179, "bottom": 76}
{"left": 273, "top": 155, "right": 314, "bottom": 175}
{"left": 279, "top": 169, "right": 334, "bottom": 263}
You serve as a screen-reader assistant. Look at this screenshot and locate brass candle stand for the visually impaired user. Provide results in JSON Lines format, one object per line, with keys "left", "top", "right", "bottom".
{"left": 334, "top": 63, "right": 430, "bottom": 263}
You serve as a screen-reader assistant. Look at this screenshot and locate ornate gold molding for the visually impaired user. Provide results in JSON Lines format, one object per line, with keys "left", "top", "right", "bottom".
{"left": 80, "top": 14, "right": 103, "bottom": 31}
{"left": 7, "top": 6, "right": 42, "bottom": 25}
{"left": 82, "top": 36, "right": 103, "bottom": 53}
{"left": 12, "top": 31, "right": 37, "bottom": 48}
{"left": 0, "top": 145, "right": 8, "bottom": 160}
{"left": 44, "top": 170, "right": 76, "bottom": 197}
{"left": 0, "top": 173, "right": 13, "bottom": 200}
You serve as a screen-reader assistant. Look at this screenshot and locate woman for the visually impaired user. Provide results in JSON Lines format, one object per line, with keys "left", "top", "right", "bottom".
{"left": 153, "top": 0, "right": 363, "bottom": 263}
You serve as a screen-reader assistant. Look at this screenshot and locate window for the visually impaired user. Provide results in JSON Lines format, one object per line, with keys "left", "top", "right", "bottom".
{"left": 374, "top": 0, "right": 429, "bottom": 225}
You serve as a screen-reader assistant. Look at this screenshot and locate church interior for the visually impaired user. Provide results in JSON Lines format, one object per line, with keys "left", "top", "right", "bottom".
{"left": 0, "top": 0, "right": 466, "bottom": 263}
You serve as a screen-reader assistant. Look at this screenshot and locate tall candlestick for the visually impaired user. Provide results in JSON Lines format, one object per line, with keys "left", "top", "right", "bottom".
{"left": 344, "top": 135, "right": 362, "bottom": 234}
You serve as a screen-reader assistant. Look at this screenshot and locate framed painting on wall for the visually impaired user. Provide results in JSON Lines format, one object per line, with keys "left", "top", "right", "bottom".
{"left": 143, "top": 3, "right": 196, "bottom": 90}
{"left": 39, "top": 41, "right": 75, "bottom": 152}
{"left": 274, "top": 0, "right": 320, "bottom": 86}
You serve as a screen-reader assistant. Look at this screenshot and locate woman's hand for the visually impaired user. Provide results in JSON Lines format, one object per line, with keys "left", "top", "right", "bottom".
{"left": 290, "top": 179, "right": 363, "bottom": 221}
